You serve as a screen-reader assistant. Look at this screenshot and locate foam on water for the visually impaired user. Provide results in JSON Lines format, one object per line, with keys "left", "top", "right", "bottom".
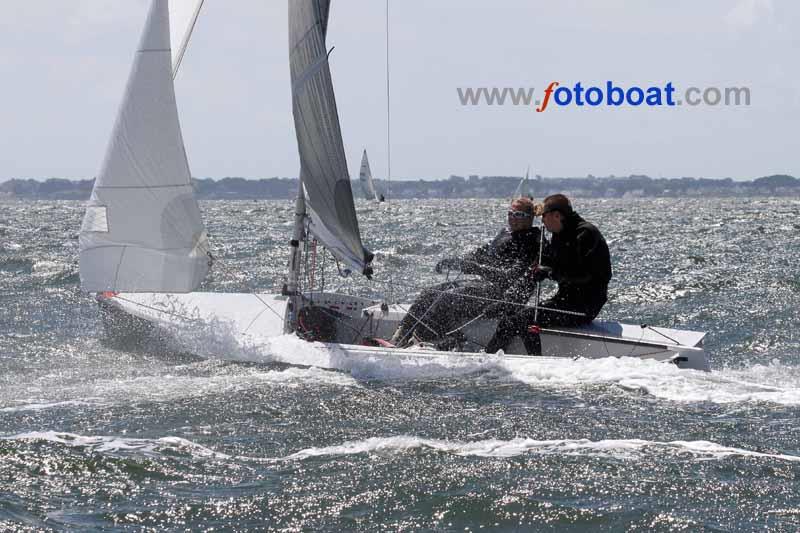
{"left": 0, "top": 399, "right": 105, "bottom": 413}
{"left": 2, "top": 431, "right": 230, "bottom": 460}
{"left": 245, "top": 337, "right": 800, "bottom": 406}
{"left": 12, "top": 430, "right": 797, "bottom": 466}
{"left": 490, "top": 356, "right": 800, "bottom": 405}
{"left": 283, "top": 435, "right": 800, "bottom": 463}
{"left": 162, "top": 312, "right": 800, "bottom": 406}
{"left": 0, "top": 354, "right": 359, "bottom": 413}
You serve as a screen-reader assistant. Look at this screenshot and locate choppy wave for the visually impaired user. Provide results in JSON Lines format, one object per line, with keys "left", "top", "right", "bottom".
{"left": 284, "top": 435, "right": 800, "bottom": 463}
{"left": 3, "top": 431, "right": 229, "bottom": 460}
{"left": 488, "top": 356, "right": 800, "bottom": 405}
{"left": 0, "top": 363, "right": 359, "bottom": 413}
{"left": 0, "top": 400, "right": 104, "bottom": 413}
{"left": 0, "top": 256, "right": 34, "bottom": 273}
{"left": 8, "top": 431, "right": 798, "bottom": 466}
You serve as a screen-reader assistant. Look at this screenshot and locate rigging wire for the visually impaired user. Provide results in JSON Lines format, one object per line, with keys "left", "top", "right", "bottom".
{"left": 533, "top": 213, "right": 546, "bottom": 323}
{"left": 384, "top": 0, "right": 396, "bottom": 307}
{"left": 369, "top": 277, "right": 587, "bottom": 318}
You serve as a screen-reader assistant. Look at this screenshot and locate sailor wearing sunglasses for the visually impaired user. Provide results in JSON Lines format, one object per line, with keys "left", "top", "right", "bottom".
{"left": 484, "top": 194, "right": 612, "bottom": 355}
{"left": 389, "top": 197, "right": 546, "bottom": 348}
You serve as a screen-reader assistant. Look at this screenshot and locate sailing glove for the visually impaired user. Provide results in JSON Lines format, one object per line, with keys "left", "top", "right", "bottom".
{"left": 531, "top": 265, "right": 552, "bottom": 282}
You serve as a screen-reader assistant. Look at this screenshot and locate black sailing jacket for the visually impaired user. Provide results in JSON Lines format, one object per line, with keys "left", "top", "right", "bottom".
{"left": 459, "top": 226, "right": 544, "bottom": 295}
{"left": 545, "top": 212, "right": 612, "bottom": 313}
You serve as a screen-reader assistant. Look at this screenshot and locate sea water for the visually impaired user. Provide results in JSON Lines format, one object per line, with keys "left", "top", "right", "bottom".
{"left": 1, "top": 197, "right": 799, "bottom": 531}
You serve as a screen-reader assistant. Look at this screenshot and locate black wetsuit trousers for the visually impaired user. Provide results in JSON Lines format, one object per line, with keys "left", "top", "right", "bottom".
{"left": 398, "top": 280, "right": 498, "bottom": 343}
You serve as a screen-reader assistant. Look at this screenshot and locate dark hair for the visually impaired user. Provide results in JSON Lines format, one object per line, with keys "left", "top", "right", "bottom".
{"left": 542, "top": 194, "right": 573, "bottom": 216}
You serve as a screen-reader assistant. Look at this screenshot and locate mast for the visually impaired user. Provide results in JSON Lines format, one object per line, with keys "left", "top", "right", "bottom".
{"left": 283, "top": 177, "right": 307, "bottom": 333}
{"left": 385, "top": 0, "right": 391, "bottom": 194}
{"left": 288, "top": 0, "right": 374, "bottom": 277}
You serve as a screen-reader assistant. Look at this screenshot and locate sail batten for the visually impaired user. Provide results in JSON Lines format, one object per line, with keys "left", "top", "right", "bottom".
{"left": 79, "top": 0, "right": 209, "bottom": 293}
{"left": 289, "top": 0, "right": 373, "bottom": 277}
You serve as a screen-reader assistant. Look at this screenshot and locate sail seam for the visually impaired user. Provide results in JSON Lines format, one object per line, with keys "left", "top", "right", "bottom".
{"left": 95, "top": 184, "right": 191, "bottom": 190}
{"left": 291, "top": 51, "right": 330, "bottom": 95}
{"left": 289, "top": 20, "right": 322, "bottom": 56}
{"left": 113, "top": 246, "right": 127, "bottom": 289}
{"left": 138, "top": 48, "right": 171, "bottom": 53}
{"left": 86, "top": 244, "right": 201, "bottom": 253}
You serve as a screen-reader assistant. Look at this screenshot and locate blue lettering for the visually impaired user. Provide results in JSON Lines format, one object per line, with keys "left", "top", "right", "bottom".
{"left": 626, "top": 87, "right": 645, "bottom": 106}
{"left": 554, "top": 87, "right": 572, "bottom": 106}
{"left": 585, "top": 87, "right": 602, "bottom": 106}
{"left": 606, "top": 81, "right": 625, "bottom": 106}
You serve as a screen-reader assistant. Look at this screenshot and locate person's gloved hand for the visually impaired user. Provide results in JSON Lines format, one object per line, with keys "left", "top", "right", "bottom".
{"left": 482, "top": 302, "right": 511, "bottom": 319}
{"left": 531, "top": 265, "right": 552, "bottom": 283}
{"left": 435, "top": 257, "right": 462, "bottom": 274}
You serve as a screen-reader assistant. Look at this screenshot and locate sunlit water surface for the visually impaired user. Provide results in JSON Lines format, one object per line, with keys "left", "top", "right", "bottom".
{"left": 1, "top": 197, "right": 799, "bottom": 531}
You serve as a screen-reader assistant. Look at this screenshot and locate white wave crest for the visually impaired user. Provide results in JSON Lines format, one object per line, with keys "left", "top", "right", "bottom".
{"left": 0, "top": 399, "right": 104, "bottom": 413}
{"left": 2, "top": 431, "right": 229, "bottom": 459}
{"left": 284, "top": 435, "right": 800, "bottom": 463}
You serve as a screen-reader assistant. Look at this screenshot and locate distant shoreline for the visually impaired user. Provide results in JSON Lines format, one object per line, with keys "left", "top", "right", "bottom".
{"left": 1, "top": 174, "right": 798, "bottom": 201}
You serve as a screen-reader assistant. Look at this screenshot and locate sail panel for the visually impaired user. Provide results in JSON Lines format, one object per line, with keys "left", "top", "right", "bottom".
{"left": 289, "top": 0, "right": 373, "bottom": 276}
{"left": 80, "top": 0, "right": 209, "bottom": 293}
{"left": 168, "top": 0, "right": 205, "bottom": 75}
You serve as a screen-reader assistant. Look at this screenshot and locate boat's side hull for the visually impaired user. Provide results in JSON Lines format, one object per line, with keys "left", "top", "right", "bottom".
{"left": 97, "top": 292, "right": 709, "bottom": 371}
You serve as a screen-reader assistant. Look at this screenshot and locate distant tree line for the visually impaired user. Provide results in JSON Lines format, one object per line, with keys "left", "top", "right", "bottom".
{"left": 1, "top": 174, "right": 798, "bottom": 200}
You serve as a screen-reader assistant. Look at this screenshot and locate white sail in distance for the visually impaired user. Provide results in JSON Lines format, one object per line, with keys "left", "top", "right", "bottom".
{"left": 514, "top": 166, "right": 531, "bottom": 199}
{"left": 359, "top": 149, "right": 380, "bottom": 202}
{"left": 169, "top": 0, "right": 205, "bottom": 77}
{"left": 79, "top": 0, "right": 209, "bottom": 293}
{"left": 289, "top": 0, "right": 373, "bottom": 276}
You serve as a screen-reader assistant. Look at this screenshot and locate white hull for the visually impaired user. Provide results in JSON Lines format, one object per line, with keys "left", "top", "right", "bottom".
{"left": 98, "top": 291, "right": 710, "bottom": 372}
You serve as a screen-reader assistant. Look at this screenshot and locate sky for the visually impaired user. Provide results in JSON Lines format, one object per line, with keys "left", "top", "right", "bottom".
{"left": 0, "top": 0, "right": 797, "bottom": 181}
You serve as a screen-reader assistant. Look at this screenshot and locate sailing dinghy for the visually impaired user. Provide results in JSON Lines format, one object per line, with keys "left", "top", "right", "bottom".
{"left": 514, "top": 167, "right": 532, "bottom": 199}
{"left": 358, "top": 150, "right": 382, "bottom": 203}
{"left": 80, "top": 0, "right": 710, "bottom": 372}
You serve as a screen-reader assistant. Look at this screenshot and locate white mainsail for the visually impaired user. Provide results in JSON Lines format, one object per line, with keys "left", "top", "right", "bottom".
{"left": 79, "top": 0, "right": 209, "bottom": 293}
{"left": 514, "top": 166, "right": 531, "bottom": 199}
{"left": 358, "top": 149, "right": 380, "bottom": 202}
{"left": 168, "top": 0, "right": 205, "bottom": 76}
{"left": 289, "top": 0, "right": 373, "bottom": 277}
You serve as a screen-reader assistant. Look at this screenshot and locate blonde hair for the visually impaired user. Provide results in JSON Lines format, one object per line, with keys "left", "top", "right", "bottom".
{"left": 511, "top": 197, "right": 543, "bottom": 216}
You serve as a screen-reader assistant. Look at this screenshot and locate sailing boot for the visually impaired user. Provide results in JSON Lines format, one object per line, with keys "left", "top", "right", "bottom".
{"left": 523, "top": 325, "right": 543, "bottom": 356}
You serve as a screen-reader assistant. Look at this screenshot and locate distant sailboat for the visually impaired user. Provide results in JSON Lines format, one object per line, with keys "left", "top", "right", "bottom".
{"left": 82, "top": 0, "right": 709, "bottom": 372}
{"left": 513, "top": 166, "right": 532, "bottom": 199}
{"left": 358, "top": 149, "right": 381, "bottom": 202}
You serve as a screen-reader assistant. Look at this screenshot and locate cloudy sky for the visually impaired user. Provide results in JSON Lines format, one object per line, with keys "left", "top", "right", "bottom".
{"left": 1, "top": 0, "right": 797, "bottom": 181}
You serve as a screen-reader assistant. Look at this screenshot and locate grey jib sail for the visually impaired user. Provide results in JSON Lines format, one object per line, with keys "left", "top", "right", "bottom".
{"left": 289, "top": 0, "right": 373, "bottom": 276}
{"left": 79, "top": 0, "right": 209, "bottom": 293}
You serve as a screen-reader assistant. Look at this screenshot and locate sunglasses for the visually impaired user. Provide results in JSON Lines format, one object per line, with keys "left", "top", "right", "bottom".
{"left": 507, "top": 210, "right": 532, "bottom": 219}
